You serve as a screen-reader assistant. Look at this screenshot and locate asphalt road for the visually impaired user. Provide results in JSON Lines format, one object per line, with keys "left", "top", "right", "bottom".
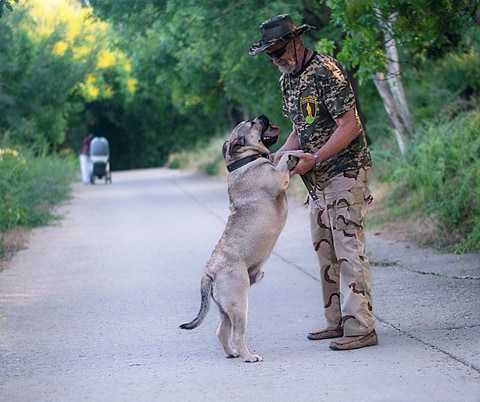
{"left": 1, "top": 168, "right": 479, "bottom": 402}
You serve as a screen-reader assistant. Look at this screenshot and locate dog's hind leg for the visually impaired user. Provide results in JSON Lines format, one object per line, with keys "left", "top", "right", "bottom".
{"left": 215, "top": 304, "right": 239, "bottom": 358}
{"left": 230, "top": 304, "right": 262, "bottom": 362}
{"left": 215, "top": 271, "right": 262, "bottom": 363}
{"left": 225, "top": 289, "right": 263, "bottom": 363}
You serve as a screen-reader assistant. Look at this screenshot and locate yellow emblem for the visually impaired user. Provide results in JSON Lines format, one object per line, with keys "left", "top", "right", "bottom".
{"left": 300, "top": 95, "right": 318, "bottom": 124}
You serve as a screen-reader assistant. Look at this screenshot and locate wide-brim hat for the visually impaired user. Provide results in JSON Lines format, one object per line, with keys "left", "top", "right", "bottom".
{"left": 249, "top": 14, "right": 316, "bottom": 56}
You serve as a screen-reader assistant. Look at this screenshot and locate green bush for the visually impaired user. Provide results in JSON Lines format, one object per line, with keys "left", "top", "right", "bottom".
{"left": 167, "top": 158, "right": 181, "bottom": 170}
{"left": 167, "top": 136, "right": 226, "bottom": 175}
{"left": 385, "top": 112, "right": 480, "bottom": 251}
{"left": 0, "top": 146, "right": 77, "bottom": 233}
{"left": 439, "top": 27, "right": 480, "bottom": 94}
{"left": 399, "top": 27, "right": 480, "bottom": 125}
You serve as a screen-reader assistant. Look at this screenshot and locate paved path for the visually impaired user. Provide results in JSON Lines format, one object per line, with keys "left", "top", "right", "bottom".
{"left": 1, "top": 168, "right": 479, "bottom": 402}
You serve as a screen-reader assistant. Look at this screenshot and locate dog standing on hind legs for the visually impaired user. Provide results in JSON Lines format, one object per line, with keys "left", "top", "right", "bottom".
{"left": 180, "top": 115, "right": 299, "bottom": 363}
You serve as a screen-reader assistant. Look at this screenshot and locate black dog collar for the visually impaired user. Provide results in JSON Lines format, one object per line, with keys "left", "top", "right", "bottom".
{"left": 227, "top": 154, "right": 268, "bottom": 173}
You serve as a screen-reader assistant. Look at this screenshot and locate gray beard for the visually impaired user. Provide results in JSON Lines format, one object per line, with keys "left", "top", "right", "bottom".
{"left": 277, "top": 63, "right": 296, "bottom": 74}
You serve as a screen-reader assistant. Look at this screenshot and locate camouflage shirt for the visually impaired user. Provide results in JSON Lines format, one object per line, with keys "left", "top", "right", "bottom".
{"left": 280, "top": 52, "right": 372, "bottom": 191}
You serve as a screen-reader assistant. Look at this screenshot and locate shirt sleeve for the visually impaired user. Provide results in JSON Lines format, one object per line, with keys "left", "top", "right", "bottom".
{"left": 318, "top": 57, "right": 355, "bottom": 120}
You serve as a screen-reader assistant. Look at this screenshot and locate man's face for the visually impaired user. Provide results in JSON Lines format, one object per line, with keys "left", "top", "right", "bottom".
{"left": 266, "top": 39, "right": 297, "bottom": 74}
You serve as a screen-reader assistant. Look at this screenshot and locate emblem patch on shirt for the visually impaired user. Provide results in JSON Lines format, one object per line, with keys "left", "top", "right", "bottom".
{"left": 300, "top": 95, "right": 318, "bottom": 124}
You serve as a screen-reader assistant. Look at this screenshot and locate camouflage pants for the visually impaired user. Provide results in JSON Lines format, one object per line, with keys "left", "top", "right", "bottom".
{"left": 309, "top": 168, "right": 375, "bottom": 336}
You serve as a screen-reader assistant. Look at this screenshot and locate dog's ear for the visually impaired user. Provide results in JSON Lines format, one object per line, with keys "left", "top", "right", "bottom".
{"left": 229, "top": 135, "right": 245, "bottom": 154}
{"left": 222, "top": 140, "right": 229, "bottom": 159}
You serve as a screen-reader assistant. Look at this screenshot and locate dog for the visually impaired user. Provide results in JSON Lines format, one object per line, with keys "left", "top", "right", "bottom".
{"left": 180, "top": 115, "right": 298, "bottom": 363}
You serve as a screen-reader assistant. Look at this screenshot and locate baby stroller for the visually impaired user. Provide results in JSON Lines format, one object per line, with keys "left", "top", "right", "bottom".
{"left": 89, "top": 137, "right": 112, "bottom": 184}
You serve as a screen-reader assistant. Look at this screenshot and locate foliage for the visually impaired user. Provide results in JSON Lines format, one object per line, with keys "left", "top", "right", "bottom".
{"left": 362, "top": 26, "right": 480, "bottom": 151}
{"left": 167, "top": 136, "right": 226, "bottom": 176}
{"left": 0, "top": 145, "right": 77, "bottom": 233}
{"left": 325, "top": 0, "right": 479, "bottom": 81}
{"left": 0, "top": 0, "right": 137, "bottom": 154}
{"left": 376, "top": 112, "right": 480, "bottom": 251}
{"left": 85, "top": 0, "right": 480, "bottom": 168}
{"left": 87, "top": 0, "right": 309, "bottom": 168}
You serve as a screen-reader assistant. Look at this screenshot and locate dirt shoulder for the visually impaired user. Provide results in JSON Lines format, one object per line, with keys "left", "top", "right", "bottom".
{"left": 0, "top": 229, "right": 30, "bottom": 272}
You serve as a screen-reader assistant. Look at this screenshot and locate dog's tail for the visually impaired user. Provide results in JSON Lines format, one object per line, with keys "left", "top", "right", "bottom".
{"left": 179, "top": 274, "right": 213, "bottom": 330}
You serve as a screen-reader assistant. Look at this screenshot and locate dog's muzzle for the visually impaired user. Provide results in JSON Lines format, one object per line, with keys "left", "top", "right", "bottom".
{"left": 258, "top": 115, "right": 278, "bottom": 148}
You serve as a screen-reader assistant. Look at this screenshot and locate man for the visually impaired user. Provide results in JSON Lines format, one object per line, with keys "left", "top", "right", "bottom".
{"left": 79, "top": 133, "right": 93, "bottom": 184}
{"left": 249, "top": 14, "right": 377, "bottom": 350}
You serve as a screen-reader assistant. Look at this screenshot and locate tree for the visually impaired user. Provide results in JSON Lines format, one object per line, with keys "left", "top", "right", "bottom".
{"left": 326, "top": 0, "right": 478, "bottom": 155}
{"left": 372, "top": 10, "right": 413, "bottom": 155}
{"left": 0, "top": 1, "right": 137, "bottom": 155}
{"left": 87, "top": 0, "right": 308, "bottom": 166}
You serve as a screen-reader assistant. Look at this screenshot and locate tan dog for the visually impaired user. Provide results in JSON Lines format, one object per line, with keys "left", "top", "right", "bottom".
{"left": 180, "top": 116, "right": 298, "bottom": 363}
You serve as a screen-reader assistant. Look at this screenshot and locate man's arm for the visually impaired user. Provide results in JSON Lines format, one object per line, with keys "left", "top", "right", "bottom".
{"left": 316, "top": 107, "right": 362, "bottom": 162}
{"left": 291, "top": 107, "right": 361, "bottom": 175}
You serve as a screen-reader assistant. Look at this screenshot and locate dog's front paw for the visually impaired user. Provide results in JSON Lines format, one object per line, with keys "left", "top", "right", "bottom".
{"left": 286, "top": 155, "right": 299, "bottom": 171}
{"left": 225, "top": 352, "right": 240, "bottom": 359}
{"left": 243, "top": 354, "right": 263, "bottom": 363}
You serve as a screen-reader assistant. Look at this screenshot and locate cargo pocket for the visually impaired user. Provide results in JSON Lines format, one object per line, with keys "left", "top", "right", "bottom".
{"left": 355, "top": 187, "right": 373, "bottom": 219}
{"left": 333, "top": 191, "right": 364, "bottom": 236}
{"left": 334, "top": 205, "right": 363, "bottom": 236}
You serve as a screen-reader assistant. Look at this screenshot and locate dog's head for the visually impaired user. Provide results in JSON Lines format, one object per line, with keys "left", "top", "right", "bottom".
{"left": 222, "top": 115, "right": 280, "bottom": 163}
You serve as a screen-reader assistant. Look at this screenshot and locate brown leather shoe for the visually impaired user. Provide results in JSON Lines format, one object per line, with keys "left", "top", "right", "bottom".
{"left": 307, "top": 327, "right": 343, "bottom": 341}
{"left": 329, "top": 330, "right": 378, "bottom": 350}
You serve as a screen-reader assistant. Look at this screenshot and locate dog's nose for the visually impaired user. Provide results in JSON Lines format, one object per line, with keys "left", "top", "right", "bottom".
{"left": 257, "top": 115, "right": 270, "bottom": 131}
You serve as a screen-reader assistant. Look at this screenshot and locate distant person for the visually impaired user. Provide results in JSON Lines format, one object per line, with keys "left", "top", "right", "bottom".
{"left": 79, "top": 134, "right": 93, "bottom": 184}
{"left": 249, "top": 15, "right": 376, "bottom": 350}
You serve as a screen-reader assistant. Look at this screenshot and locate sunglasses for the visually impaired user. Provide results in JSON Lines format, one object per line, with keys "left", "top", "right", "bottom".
{"left": 266, "top": 42, "right": 289, "bottom": 59}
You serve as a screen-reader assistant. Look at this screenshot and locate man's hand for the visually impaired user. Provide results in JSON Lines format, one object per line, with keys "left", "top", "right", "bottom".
{"left": 290, "top": 151, "right": 316, "bottom": 176}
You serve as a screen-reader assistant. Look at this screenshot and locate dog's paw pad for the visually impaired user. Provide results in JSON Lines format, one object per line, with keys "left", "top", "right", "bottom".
{"left": 243, "top": 354, "right": 263, "bottom": 363}
{"left": 225, "top": 353, "right": 240, "bottom": 359}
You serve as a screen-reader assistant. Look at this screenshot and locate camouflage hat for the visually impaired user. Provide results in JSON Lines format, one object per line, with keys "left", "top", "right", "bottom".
{"left": 249, "top": 14, "right": 315, "bottom": 56}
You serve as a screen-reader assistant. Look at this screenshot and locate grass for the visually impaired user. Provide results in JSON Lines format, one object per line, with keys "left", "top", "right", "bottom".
{"left": 364, "top": 29, "right": 480, "bottom": 252}
{"left": 0, "top": 146, "right": 77, "bottom": 258}
{"left": 167, "top": 136, "right": 227, "bottom": 177}
{"left": 370, "top": 111, "right": 480, "bottom": 252}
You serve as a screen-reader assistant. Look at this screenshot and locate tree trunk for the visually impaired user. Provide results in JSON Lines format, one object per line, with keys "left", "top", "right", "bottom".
{"left": 382, "top": 12, "right": 415, "bottom": 136}
{"left": 373, "top": 72, "right": 407, "bottom": 155}
{"left": 373, "top": 10, "right": 415, "bottom": 155}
